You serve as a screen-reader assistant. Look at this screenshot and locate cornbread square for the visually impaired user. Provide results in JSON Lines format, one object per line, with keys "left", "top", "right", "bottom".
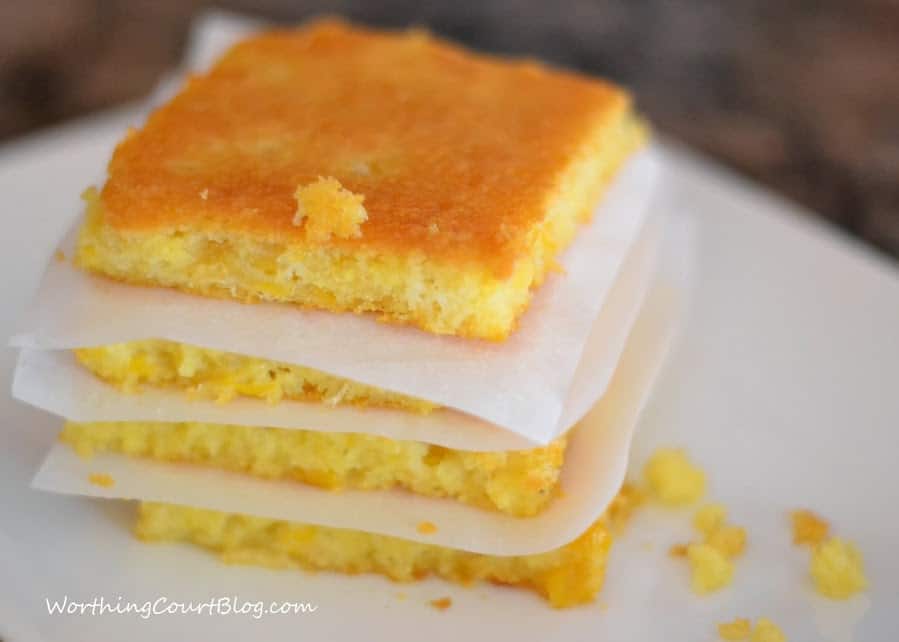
{"left": 61, "top": 421, "right": 567, "bottom": 517}
{"left": 135, "top": 486, "right": 640, "bottom": 607}
{"left": 75, "top": 339, "right": 437, "bottom": 413}
{"left": 75, "top": 19, "right": 644, "bottom": 340}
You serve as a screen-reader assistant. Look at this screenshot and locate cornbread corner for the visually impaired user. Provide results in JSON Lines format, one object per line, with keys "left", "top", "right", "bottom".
{"left": 135, "top": 497, "right": 617, "bottom": 608}
{"left": 74, "top": 339, "right": 438, "bottom": 413}
{"left": 74, "top": 18, "right": 645, "bottom": 340}
{"left": 61, "top": 420, "right": 568, "bottom": 517}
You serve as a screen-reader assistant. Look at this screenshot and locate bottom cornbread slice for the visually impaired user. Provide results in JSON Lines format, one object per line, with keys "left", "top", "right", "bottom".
{"left": 136, "top": 487, "right": 640, "bottom": 608}
{"left": 61, "top": 421, "right": 567, "bottom": 517}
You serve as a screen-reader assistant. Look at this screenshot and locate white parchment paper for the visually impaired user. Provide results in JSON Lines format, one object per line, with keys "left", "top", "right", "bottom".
{"left": 12, "top": 217, "right": 662, "bottom": 450}
{"left": 31, "top": 214, "right": 690, "bottom": 556}
{"left": 10, "top": 148, "right": 660, "bottom": 444}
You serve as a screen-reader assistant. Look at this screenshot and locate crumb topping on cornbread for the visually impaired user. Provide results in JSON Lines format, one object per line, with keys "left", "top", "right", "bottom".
{"left": 293, "top": 176, "right": 368, "bottom": 241}
{"left": 95, "top": 19, "right": 630, "bottom": 278}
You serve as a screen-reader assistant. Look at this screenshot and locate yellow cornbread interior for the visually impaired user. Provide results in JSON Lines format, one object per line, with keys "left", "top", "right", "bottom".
{"left": 75, "top": 117, "right": 644, "bottom": 341}
{"left": 135, "top": 487, "right": 641, "bottom": 608}
{"left": 75, "top": 339, "right": 437, "bottom": 413}
{"left": 61, "top": 421, "right": 567, "bottom": 517}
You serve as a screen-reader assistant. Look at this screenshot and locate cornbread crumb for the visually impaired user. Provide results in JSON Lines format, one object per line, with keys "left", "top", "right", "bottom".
{"left": 687, "top": 543, "right": 734, "bottom": 594}
{"left": 695, "top": 504, "right": 727, "bottom": 535}
{"left": 395, "top": 592, "right": 407, "bottom": 601}
{"left": 669, "top": 543, "right": 689, "bottom": 558}
{"left": 87, "top": 472, "right": 115, "bottom": 488}
{"left": 718, "top": 617, "right": 752, "bottom": 640}
{"left": 790, "top": 509, "right": 829, "bottom": 547}
{"left": 429, "top": 597, "right": 452, "bottom": 611}
{"left": 293, "top": 176, "right": 367, "bottom": 242}
{"left": 643, "top": 448, "right": 706, "bottom": 506}
{"left": 417, "top": 521, "right": 438, "bottom": 535}
{"left": 707, "top": 524, "right": 747, "bottom": 559}
{"left": 810, "top": 537, "right": 868, "bottom": 599}
{"left": 54, "top": 249, "right": 66, "bottom": 262}
{"left": 751, "top": 618, "right": 786, "bottom": 642}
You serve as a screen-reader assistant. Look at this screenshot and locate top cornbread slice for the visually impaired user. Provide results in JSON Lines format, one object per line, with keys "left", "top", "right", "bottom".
{"left": 76, "top": 19, "right": 642, "bottom": 340}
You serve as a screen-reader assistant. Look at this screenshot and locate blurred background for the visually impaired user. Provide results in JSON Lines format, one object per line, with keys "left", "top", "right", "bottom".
{"left": 1, "top": 1, "right": 896, "bottom": 259}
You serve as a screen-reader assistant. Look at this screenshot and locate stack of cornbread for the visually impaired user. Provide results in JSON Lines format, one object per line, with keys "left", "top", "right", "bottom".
{"left": 12, "top": 19, "right": 664, "bottom": 608}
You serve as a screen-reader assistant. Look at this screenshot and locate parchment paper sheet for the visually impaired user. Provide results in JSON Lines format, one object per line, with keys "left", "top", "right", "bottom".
{"left": 30, "top": 214, "right": 692, "bottom": 556}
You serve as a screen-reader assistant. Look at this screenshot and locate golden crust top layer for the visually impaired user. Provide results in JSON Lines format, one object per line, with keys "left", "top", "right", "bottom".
{"left": 99, "top": 19, "right": 631, "bottom": 277}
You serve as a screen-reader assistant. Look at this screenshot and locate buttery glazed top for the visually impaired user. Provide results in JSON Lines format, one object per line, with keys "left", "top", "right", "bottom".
{"left": 100, "top": 19, "right": 630, "bottom": 277}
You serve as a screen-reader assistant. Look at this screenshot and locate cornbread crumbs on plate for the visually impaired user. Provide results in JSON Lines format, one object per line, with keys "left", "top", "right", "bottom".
{"left": 292, "top": 176, "right": 368, "bottom": 242}
{"left": 790, "top": 509, "right": 829, "bottom": 546}
{"left": 751, "top": 618, "right": 787, "bottom": 642}
{"left": 87, "top": 472, "right": 115, "bottom": 488}
{"left": 718, "top": 617, "right": 787, "bottom": 642}
{"left": 686, "top": 543, "right": 734, "bottom": 594}
{"left": 679, "top": 506, "right": 746, "bottom": 592}
{"left": 706, "top": 523, "right": 747, "bottom": 558}
{"left": 416, "top": 521, "right": 438, "bottom": 535}
{"left": 718, "top": 617, "right": 752, "bottom": 640}
{"left": 668, "top": 543, "right": 689, "bottom": 558}
{"left": 694, "top": 503, "right": 727, "bottom": 535}
{"left": 429, "top": 597, "right": 452, "bottom": 611}
{"left": 643, "top": 448, "right": 706, "bottom": 505}
{"left": 54, "top": 249, "right": 66, "bottom": 262}
{"left": 810, "top": 537, "right": 868, "bottom": 599}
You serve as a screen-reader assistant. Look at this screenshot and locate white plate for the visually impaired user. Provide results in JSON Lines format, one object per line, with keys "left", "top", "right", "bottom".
{"left": 1, "top": 110, "right": 898, "bottom": 641}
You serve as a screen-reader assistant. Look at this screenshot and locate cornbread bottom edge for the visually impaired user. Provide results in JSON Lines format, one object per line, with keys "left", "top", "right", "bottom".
{"left": 135, "top": 487, "right": 640, "bottom": 608}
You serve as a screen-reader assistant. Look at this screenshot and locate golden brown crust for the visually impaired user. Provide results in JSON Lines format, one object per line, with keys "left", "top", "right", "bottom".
{"left": 99, "top": 18, "right": 631, "bottom": 278}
